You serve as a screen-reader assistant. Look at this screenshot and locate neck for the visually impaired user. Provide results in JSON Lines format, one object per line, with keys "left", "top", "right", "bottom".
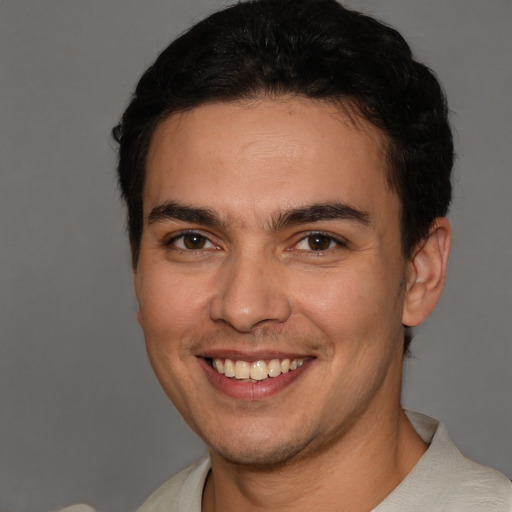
{"left": 202, "top": 406, "right": 426, "bottom": 512}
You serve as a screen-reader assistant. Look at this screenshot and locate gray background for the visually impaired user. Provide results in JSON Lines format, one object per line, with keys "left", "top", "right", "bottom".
{"left": 1, "top": 0, "right": 510, "bottom": 511}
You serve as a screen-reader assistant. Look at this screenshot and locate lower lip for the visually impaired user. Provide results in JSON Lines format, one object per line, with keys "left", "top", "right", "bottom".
{"left": 198, "top": 357, "right": 313, "bottom": 401}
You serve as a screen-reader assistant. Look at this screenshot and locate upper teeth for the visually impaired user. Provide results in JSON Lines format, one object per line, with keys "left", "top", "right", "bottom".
{"left": 212, "top": 358, "right": 305, "bottom": 381}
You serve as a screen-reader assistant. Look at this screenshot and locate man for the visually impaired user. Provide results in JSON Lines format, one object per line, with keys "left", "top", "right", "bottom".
{"left": 66, "top": 0, "right": 512, "bottom": 510}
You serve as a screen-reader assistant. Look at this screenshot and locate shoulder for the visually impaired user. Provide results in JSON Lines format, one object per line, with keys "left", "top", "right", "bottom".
{"left": 137, "top": 456, "right": 211, "bottom": 512}
{"left": 376, "top": 411, "right": 512, "bottom": 511}
{"left": 434, "top": 452, "right": 512, "bottom": 510}
{"left": 53, "top": 457, "right": 210, "bottom": 512}
{"left": 442, "top": 454, "right": 512, "bottom": 510}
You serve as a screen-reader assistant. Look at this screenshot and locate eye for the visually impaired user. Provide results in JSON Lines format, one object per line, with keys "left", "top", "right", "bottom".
{"left": 169, "top": 232, "right": 216, "bottom": 250}
{"left": 295, "top": 233, "right": 343, "bottom": 251}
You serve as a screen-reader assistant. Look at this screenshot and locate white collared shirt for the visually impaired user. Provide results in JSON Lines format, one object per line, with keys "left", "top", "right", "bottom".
{"left": 137, "top": 411, "right": 512, "bottom": 512}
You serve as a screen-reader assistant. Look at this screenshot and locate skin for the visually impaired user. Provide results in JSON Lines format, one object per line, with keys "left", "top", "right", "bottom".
{"left": 134, "top": 97, "right": 451, "bottom": 511}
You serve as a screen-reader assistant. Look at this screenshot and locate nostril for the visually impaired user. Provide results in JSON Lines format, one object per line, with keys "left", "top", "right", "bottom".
{"left": 208, "top": 264, "right": 292, "bottom": 332}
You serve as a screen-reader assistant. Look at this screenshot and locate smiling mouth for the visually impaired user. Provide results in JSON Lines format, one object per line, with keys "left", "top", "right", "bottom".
{"left": 206, "top": 357, "right": 307, "bottom": 382}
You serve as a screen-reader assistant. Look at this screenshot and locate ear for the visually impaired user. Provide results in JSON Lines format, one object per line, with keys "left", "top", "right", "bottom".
{"left": 402, "top": 217, "right": 452, "bottom": 327}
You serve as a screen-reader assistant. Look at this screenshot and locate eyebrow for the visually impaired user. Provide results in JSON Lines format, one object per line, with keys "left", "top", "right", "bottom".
{"left": 147, "top": 201, "right": 370, "bottom": 231}
{"left": 271, "top": 203, "right": 370, "bottom": 231}
{"left": 147, "top": 202, "right": 224, "bottom": 228}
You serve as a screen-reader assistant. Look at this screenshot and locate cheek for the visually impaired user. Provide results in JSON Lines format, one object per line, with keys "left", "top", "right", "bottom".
{"left": 293, "top": 265, "right": 403, "bottom": 344}
{"left": 136, "top": 268, "right": 210, "bottom": 338}
{"left": 135, "top": 269, "right": 206, "bottom": 407}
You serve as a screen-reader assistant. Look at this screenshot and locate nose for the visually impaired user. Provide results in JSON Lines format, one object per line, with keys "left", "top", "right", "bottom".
{"left": 209, "top": 253, "right": 292, "bottom": 333}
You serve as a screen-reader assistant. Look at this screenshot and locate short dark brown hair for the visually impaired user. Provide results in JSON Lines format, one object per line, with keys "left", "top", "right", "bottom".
{"left": 112, "top": 0, "right": 454, "bottom": 352}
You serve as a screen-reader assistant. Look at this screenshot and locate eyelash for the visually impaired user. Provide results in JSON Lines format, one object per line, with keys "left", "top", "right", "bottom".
{"left": 293, "top": 232, "right": 348, "bottom": 253}
{"left": 164, "top": 230, "right": 218, "bottom": 251}
{"left": 164, "top": 230, "right": 348, "bottom": 253}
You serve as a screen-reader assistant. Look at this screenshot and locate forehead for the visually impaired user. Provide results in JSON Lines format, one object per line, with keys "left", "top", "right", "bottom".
{"left": 144, "top": 97, "right": 397, "bottom": 224}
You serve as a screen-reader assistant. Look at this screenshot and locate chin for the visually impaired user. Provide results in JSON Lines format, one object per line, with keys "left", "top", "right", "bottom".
{"left": 204, "top": 421, "right": 320, "bottom": 468}
{"left": 210, "top": 439, "right": 310, "bottom": 468}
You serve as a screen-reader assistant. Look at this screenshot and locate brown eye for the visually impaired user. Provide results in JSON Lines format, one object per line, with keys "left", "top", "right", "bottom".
{"left": 307, "top": 234, "right": 333, "bottom": 251}
{"left": 165, "top": 231, "right": 218, "bottom": 254}
{"left": 169, "top": 232, "right": 215, "bottom": 250}
{"left": 182, "top": 233, "right": 208, "bottom": 249}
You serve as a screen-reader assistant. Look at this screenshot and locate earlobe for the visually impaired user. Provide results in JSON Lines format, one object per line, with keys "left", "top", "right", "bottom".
{"left": 402, "top": 218, "right": 451, "bottom": 327}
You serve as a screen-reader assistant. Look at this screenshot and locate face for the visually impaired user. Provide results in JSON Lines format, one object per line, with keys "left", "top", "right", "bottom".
{"left": 135, "top": 98, "right": 411, "bottom": 466}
